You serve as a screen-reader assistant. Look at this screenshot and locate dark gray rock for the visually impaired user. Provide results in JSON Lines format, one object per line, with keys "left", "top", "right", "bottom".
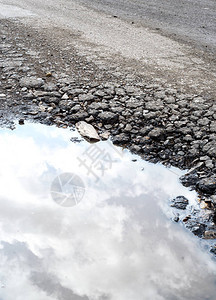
{"left": 171, "top": 196, "right": 189, "bottom": 209}
{"left": 185, "top": 220, "right": 206, "bottom": 238}
{"left": 205, "top": 160, "right": 214, "bottom": 168}
{"left": 110, "top": 106, "right": 124, "bottom": 114}
{"left": 79, "top": 93, "right": 95, "bottom": 102}
{"left": 94, "top": 90, "right": 106, "bottom": 97}
{"left": 88, "top": 109, "right": 99, "bottom": 117}
{"left": 197, "top": 177, "right": 216, "bottom": 194}
{"left": 112, "top": 133, "right": 130, "bottom": 144}
{"left": 50, "top": 91, "right": 62, "bottom": 98}
{"left": 126, "top": 98, "right": 142, "bottom": 108}
{"left": 197, "top": 117, "right": 210, "bottom": 126}
{"left": 43, "top": 83, "right": 57, "bottom": 92}
{"left": 98, "top": 111, "right": 118, "bottom": 123}
{"left": 210, "top": 122, "right": 216, "bottom": 133}
{"left": 148, "top": 128, "right": 164, "bottom": 138}
{"left": 23, "top": 92, "right": 34, "bottom": 100}
{"left": 154, "top": 91, "right": 166, "bottom": 99}
{"left": 68, "top": 88, "right": 85, "bottom": 96}
{"left": 129, "top": 144, "right": 142, "bottom": 153}
{"left": 125, "top": 86, "right": 141, "bottom": 95}
{"left": 173, "top": 215, "right": 180, "bottom": 222}
{"left": 70, "top": 104, "right": 81, "bottom": 113}
{"left": 70, "top": 112, "right": 89, "bottom": 121}
{"left": 186, "top": 220, "right": 207, "bottom": 238}
{"left": 18, "top": 119, "right": 24, "bottom": 125}
{"left": 115, "top": 87, "right": 125, "bottom": 96}
{"left": 88, "top": 102, "right": 109, "bottom": 110}
{"left": 124, "top": 124, "right": 133, "bottom": 132}
{"left": 210, "top": 245, "right": 216, "bottom": 255}
{"left": 20, "top": 77, "right": 44, "bottom": 88}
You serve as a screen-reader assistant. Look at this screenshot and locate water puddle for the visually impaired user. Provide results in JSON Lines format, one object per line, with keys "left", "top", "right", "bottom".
{"left": 0, "top": 122, "right": 216, "bottom": 300}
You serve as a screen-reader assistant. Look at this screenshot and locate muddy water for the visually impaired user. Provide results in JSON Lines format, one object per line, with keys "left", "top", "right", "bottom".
{"left": 0, "top": 122, "right": 216, "bottom": 300}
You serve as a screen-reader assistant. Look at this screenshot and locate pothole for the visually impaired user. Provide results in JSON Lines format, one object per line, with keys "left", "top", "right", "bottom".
{"left": 0, "top": 122, "right": 216, "bottom": 299}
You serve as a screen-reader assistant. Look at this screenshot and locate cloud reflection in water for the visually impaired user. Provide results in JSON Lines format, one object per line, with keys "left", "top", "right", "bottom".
{"left": 0, "top": 123, "right": 215, "bottom": 300}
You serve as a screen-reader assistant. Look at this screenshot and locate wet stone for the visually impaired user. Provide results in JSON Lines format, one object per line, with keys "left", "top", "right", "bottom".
{"left": 197, "top": 177, "right": 216, "bottom": 194}
{"left": 180, "top": 173, "right": 199, "bottom": 189}
{"left": 129, "top": 145, "right": 142, "bottom": 153}
{"left": 112, "top": 133, "right": 130, "bottom": 145}
{"left": 171, "top": 196, "right": 189, "bottom": 210}
{"left": 210, "top": 195, "right": 216, "bottom": 205}
{"left": 210, "top": 245, "right": 216, "bottom": 255}
{"left": 204, "top": 231, "right": 216, "bottom": 239}
{"left": 100, "top": 131, "right": 110, "bottom": 140}
{"left": 185, "top": 221, "right": 207, "bottom": 238}
{"left": 18, "top": 119, "right": 24, "bottom": 125}
{"left": 173, "top": 215, "right": 180, "bottom": 223}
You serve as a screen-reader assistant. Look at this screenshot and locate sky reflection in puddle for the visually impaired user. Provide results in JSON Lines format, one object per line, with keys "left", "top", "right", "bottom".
{"left": 0, "top": 122, "right": 216, "bottom": 300}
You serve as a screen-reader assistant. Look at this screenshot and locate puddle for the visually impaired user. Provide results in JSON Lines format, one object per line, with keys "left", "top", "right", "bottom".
{"left": 0, "top": 4, "right": 34, "bottom": 19}
{"left": 0, "top": 122, "right": 216, "bottom": 300}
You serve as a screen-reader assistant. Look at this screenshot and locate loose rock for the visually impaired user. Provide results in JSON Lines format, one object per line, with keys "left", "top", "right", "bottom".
{"left": 171, "top": 196, "right": 189, "bottom": 210}
{"left": 76, "top": 121, "right": 100, "bottom": 142}
{"left": 19, "top": 77, "right": 44, "bottom": 88}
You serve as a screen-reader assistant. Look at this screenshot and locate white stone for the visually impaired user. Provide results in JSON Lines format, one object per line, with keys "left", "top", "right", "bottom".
{"left": 100, "top": 131, "right": 110, "bottom": 140}
{"left": 76, "top": 121, "right": 100, "bottom": 142}
{"left": 61, "top": 93, "right": 69, "bottom": 100}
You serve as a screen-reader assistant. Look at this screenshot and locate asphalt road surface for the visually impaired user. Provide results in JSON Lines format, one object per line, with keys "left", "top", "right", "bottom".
{"left": 0, "top": 0, "right": 215, "bottom": 95}
{"left": 77, "top": 0, "right": 216, "bottom": 53}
